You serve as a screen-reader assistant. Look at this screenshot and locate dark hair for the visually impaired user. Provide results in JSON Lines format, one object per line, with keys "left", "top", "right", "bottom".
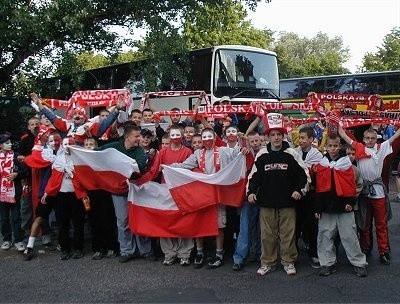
{"left": 247, "top": 131, "right": 259, "bottom": 137}
{"left": 129, "top": 109, "right": 142, "bottom": 117}
{"left": 298, "top": 126, "right": 315, "bottom": 139}
{"left": 142, "top": 108, "right": 153, "bottom": 114}
{"left": 326, "top": 133, "right": 340, "bottom": 142}
{"left": 123, "top": 124, "right": 140, "bottom": 138}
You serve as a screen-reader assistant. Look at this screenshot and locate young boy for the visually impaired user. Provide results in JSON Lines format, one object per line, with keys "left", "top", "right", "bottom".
{"left": 338, "top": 125, "right": 400, "bottom": 265}
{"left": 314, "top": 134, "right": 367, "bottom": 277}
{"left": 183, "top": 125, "right": 196, "bottom": 149}
{"left": 84, "top": 137, "right": 119, "bottom": 260}
{"left": 247, "top": 113, "right": 309, "bottom": 276}
{"left": 232, "top": 131, "right": 262, "bottom": 271}
{"left": 191, "top": 134, "right": 203, "bottom": 151}
{"left": 295, "top": 127, "right": 323, "bottom": 268}
{"left": 0, "top": 132, "right": 27, "bottom": 252}
{"left": 172, "top": 127, "right": 246, "bottom": 269}
{"left": 137, "top": 125, "right": 194, "bottom": 266}
{"left": 160, "top": 134, "right": 170, "bottom": 149}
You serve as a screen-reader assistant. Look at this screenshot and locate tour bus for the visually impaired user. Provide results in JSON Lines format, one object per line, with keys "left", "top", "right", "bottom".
{"left": 279, "top": 70, "right": 400, "bottom": 111}
{"left": 41, "top": 45, "right": 279, "bottom": 129}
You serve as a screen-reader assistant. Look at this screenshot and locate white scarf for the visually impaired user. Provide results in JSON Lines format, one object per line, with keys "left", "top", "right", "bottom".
{"left": 0, "top": 150, "right": 16, "bottom": 203}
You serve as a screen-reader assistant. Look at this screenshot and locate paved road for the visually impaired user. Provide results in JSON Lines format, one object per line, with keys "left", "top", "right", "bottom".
{"left": 1, "top": 178, "right": 400, "bottom": 303}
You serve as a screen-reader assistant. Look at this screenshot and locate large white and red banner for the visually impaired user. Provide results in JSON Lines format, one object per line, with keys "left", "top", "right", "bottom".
{"left": 162, "top": 154, "right": 247, "bottom": 214}
{"left": 69, "top": 89, "right": 132, "bottom": 108}
{"left": 69, "top": 146, "right": 139, "bottom": 194}
{"left": 128, "top": 182, "right": 218, "bottom": 237}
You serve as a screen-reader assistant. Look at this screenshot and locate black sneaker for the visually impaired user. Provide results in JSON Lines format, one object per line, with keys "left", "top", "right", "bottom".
{"left": 319, "top": 265, "right": 337, "bottom": 276}
{"left": 353, "top": 266, "right": 368, "bottom": 277}
{"left": 23, "top": 247, "right": 34, "bottom": 261}
{"left": 309, "top": 257, "right": 321, "bottom": 269}
{"left": 71, "top": 250, "right": 84, "bottom": 259}
{"left": 193, "top": 254, "right": 204, "bottom": 269}
{"left": 380, "top": 252, "right": 390, "bottom": 265}
{"left": 60, "top": 251, "right": 71, "bottom": 260}
{"left": 118, "top": 254, "right": 132, "bottom": 263}
{"left": 142, "top": 252, "right": 157, "bottom": 261}
{"left": 232, "top": 262, "right": 244, "bottom": 271}
{"left": 208, "top": 256, "right": 224, "bottom": 268}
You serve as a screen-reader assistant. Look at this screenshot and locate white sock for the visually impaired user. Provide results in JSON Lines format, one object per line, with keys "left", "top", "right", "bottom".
{"left": 27, "top": 237, "right": 36, "bottom": 249}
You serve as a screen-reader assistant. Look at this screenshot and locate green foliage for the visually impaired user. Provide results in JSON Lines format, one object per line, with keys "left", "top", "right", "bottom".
{"left": 274, "top": 32, "right": 350, "bottom": 78}
{"left": 361, "top": 27, "right": 400, "bottom": 72}
{"left": 2, "top": 0, "right": 266, "bottom": 94}
{"left": 182, "top": 0, "right": 272, "bottom": 50}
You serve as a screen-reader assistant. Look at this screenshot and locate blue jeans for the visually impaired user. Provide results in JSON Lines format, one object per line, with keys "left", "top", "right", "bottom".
{"left": 111, "top": 194, "right": 151, "bottom": 256}
{"left": 0, "top": 201, "right": 23, "bottom": 243}
{"left": 233, "top": 201, "right": 261, "bottom": 264}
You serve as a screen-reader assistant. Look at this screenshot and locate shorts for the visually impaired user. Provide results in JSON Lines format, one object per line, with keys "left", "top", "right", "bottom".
{"left": 217, "top": 204, "right": 226, "bottom": 229}
{"left": 35, "top": 196, "right": 57, "bottom": 219}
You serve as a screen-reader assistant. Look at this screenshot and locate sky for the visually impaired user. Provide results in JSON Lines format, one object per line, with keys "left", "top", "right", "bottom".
{"left": 247, "top": 0, "right": 400, "bottom": 73}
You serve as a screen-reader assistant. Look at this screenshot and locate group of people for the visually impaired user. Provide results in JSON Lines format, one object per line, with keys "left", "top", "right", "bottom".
{"left": 0, "top": 91, "right": 398, "bottom": 278}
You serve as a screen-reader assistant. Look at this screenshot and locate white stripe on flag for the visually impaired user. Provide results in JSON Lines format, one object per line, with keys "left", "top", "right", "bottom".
{"left": 129, "top": 182, "right": 179, "bottom": 211}
{"left": 69, "top": 146, "right": 139, "bottom": 178}
{"left": 162, "top": 153, "right": 246, "bottom": 188}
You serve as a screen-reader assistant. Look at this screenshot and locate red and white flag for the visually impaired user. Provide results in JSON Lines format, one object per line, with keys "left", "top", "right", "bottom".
{"left": 69, "top": 146, "right": 139, "bottom": 194}
{"left": 162, "top": 154, "right": 247, "bottom": 214}
{"left": 128, "top": 182, "right": 218, "bottom": 238}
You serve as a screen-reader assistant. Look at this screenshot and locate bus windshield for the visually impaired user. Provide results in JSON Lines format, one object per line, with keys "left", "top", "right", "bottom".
{"left": 213, "top": 48, "right": 279, "bottom": 99}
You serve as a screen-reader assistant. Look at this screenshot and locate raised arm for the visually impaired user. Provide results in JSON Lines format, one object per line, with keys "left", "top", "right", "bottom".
{"left": 338, "top": 125, "right": 353, "bottom": 145}
{"left": 388, "top": 127, "right": 400, "bottom": 146}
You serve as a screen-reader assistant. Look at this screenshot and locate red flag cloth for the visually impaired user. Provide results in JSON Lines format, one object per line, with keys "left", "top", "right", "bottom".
{"left": 315, "top": 157, "right": 356, "bottom": 198}
{"left": 69, "top": 146, "right": 139, "bottom": 194}
{"left": 128, "top": 182, "right": 218, "bottom": 238}
{"left": 162, "top": 154, "right": 246, "bottom": 214}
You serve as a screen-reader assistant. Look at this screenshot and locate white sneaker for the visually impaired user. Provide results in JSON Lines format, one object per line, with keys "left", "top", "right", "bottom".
{"left": 284, "top": 263, "right": 297, "bottom": 275}
{"left": 1, "top": 241, "right": 12, "bottom": 250}
{"left": 14, "top": 242, "right": 26, "bottom": 252}
{"left": 256, "top": 265, "right": 276, "bottom": 276}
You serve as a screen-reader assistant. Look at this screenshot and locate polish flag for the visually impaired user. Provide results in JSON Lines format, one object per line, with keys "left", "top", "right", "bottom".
{"left": 162, "top": 154, "right": 247, "bottom": 214}
{"left": 128, "top": 182, "right": 218, "bottom": 237}
{"left": 69, "top": 146, "right": 139, "bottom": 194}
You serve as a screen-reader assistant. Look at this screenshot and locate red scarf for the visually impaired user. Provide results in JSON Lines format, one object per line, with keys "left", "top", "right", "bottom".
{"left": 0, "top": 150, "right": 16, "bottom": 203}
{"left": 199, "top": 147, "right": 220, "bottom": 173}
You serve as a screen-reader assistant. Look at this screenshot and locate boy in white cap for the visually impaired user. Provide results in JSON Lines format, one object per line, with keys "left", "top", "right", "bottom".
{"left": 247, "top": 113, "right": 310, "bottom": 276}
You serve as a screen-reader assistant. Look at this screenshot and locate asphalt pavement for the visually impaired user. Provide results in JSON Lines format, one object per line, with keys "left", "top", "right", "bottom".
{"left": 1, "top": 178, "right": 400, "bottom": 303}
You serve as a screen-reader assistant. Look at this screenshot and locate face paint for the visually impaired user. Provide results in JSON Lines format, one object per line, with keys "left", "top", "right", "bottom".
{"left": 2, "top": 140, "right": 12, "bottom": 151}
{"left": 169, "top": 129, "right": 182, "bottom": 145}
{"left": 201, "top": 131, "right": 215, "bottom": 149}
{"left": 226, "top": 127, "right": 238, "bottom": 141}
{"left": 47, "top": 135, "right": 56, "bottom": 150}
{"left": 62, "top": 138, "right": 75, "bottom": 149}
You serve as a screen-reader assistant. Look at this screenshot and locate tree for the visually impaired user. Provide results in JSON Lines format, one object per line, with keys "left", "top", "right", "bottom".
{"left": 273, "top": 32, "right": 350, "bottom": 78}
{"left": 1, "top": 0, "right": 263, "bottom": 94}
{"left": 182, "top": 0, "right": 272, "bottom": 50}
{"left": 361, "top": 27, "right": 400, "bottom": 72}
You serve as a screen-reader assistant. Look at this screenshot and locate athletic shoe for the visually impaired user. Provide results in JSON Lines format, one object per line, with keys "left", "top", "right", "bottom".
{"left": 106, "top": 250, "right": 118, "bottom": 258}
{"left": 193, "top": 254, "right": 204, "bottom": 269}
{"left": 60, "top": 251, "right": 71, "bottom": 260}
{"left": 14, "top": 242, "right": 26, "bottom": 252}
{"left": 208, "top": 256, "right": 224, "bottom": 268}
{"left": 256, "top": 265, "right": 276, "bottom": 276}
{"left": 71, "top": 249, "right": 84, "bottom": 259}
{"left": 41, "top": 235, "right": 52, "bottom": 246}
{"left": 92, "top": 251, "right": 103, "bottom": 260}
{"left": 23, "top": 247, "right": 34, "bottom": 261}
{"left": 353, "top": 266, "right": 368, "bottom": 277}
{"left": 232, "top": 262, "right": 244, "bottom": 271}
{"left": 142, "top": 252, "right": 157, "bottom": 261}
{"left": 309, "top": 257, "right": 321, "bottom": 269}
{"left": 284, "top": 263, "right": 297, "bottom": 275}
{"left": 380, "top": 252, "right": 390, "bottom": 265}
{"left": 118, "top": 254, "right": 132, "bottom": 263}
{"left": 1, "top": 241, "right": 12, "bottom": 250}
{"left": 163, "top": 257, "right": 176, "bottom": 266}
{"left": 319, "top": 265, "right": 337, "bottom": 276}
{"left": 179, "top": 258, "right": 190, "bottom": 266}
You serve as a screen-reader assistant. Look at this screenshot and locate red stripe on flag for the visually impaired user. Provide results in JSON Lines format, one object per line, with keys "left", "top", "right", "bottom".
{"left": 74, "top": 165, "right": 128, "bottom": 194}
{"left": 128, "top": 203, "right": 218, "bottom": 238}
{"left": 169, "top": 178, "right": 246, "bottom": 214}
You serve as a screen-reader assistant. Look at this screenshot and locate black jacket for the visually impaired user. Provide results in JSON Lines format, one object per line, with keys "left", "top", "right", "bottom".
{"left": 247, "top": 141, "right": 309, "bottom": 209}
